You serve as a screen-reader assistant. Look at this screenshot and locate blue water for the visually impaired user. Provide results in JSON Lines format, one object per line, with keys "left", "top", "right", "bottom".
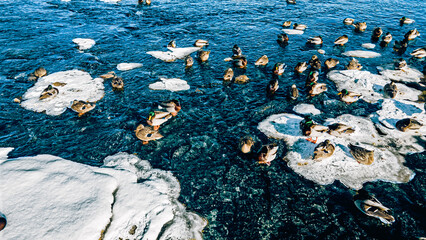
{"left": 1, "top": 0, "right": 425, "bottom": 239}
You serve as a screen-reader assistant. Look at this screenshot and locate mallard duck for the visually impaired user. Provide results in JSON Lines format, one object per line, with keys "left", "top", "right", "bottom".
{"left": 135, "top": 124, "right": 163, "bottom": 145}
{"left": 295, "top": 62, "right": 308, "bottom": 73}
{"left": 70, "top": 100, "right": 96, "bottom": 117}
{"left": 393, "top": 39, "right": 408, "bottom": 54}
{"left": 348, "top": 143, "right": 374, "bottom": 165}
{"left": 404, "top": 29, "right": 420, "bottom": 40}
{"left": 0, "top": 213, "right": 6, "bottom": 232}
{"left": 307, "top": 36, "right": 323, "bottom": 45}
{"left": 255, "top": 55, "right": 269, "bottom": 66}
{"left": 313, "top": 140, "right": 335, "bottom": 161}
{"left": 306, "top": 71, "right": 319, "bottom": 86}
{"left": 167, "top": 40, "right": 176, "bottom": 48}
{"left": 327, "top": 123, "right": 355, "bottom": 137}
{"left": 394, "top": 58, "right": 407, "bottom": 71}
{"left": 410, "top": 47, "right": 426, "bottom": 58}
{"left": 286, "top": 0, "right": 296, "bottom": 4}
{"left": 39, "top": 85, "right": 59, "bottom": 100}
{"left": 324, "top": 58, "right": 339, "bottom": 70}
{"left": 277, "top": 33, "right": 289, "bottom": 47}
{"left": 354, "top": 189, "right": 395, "bottom": 224}
{"left": 338, "top": 89, "right": 362, "bottom": 104}
{"left": 138, "top": 0, "right": 151, "bottom": 5}
{"left": 371, "top": 27, "right": 383, "bottom": 41}
{"left": 381, "top": 32, "right": 392, "bottom": 44}
{"left": 308, "top": 55, "right": 322, "bottom": 70}
{"left": 223, "top": 68, "right": 234, "bottom": 81}
{"left": 156, "top": 100, "right": 181, "bottom": 116}
{"left": 346, "top": 58, "right": 362, "bottom": 70}
{"left": 309, "top": 82, "right": 327, "bottom": 96}
{"left": 146, "top": 110, "right": 173, "bottom": 130}
{"left": 267, "top": 79, "right": 279, "bottom": 97}
{"left": 300, "top": 116, "right": 329, "bottom": 136}
{"left": 273, "top": 63, "right": 286, "bottom": 75}
{"left": 197, "top": 50, "right": 210, "bottom": 62}
{"left": 233, "top": 56, "right": 248, "bottom": 69}
{"left": 334, "top": 35, "right": 349, "bottom": 46}
{"left": 239, "top": 136, "right": 254, "bottom": 153}
{"left": 258, "top": 143, "right": 278, "bottom": 166}
{"left": 383, "top": 81, "right": 398, "bottom": 98}
{"left": 282, "top": 21, "right": 292, "bottom": 27}
{"left": 354, "top": 22, "right": 367, "bottom": 32}
{"left": 343, "top": 18, "right": 355, "bottom": 25}
{"left": 235, "top": 75, "right": 249, "bottom": 84}
{"left": 111, "top": 77, "right": 124, "bottom": 91}
{"left": 28, "top": 67, "right": 47, "bottom": 81}
{"left": 232, "top": 44, "right": 243, "bottom": 57}
{"left": 194, "top": 39, "right": 209, "bottom": 48}
{"left": 185, "top": 56, "right": 194, "bottom": 68}
{"left": 396, "top": 118, "right": 423, "bottom": 132}
{"left": 293, "top": 23, "right": 307, "bottom": 30}
{"left": 289, "top": 84, "right": 299, "bottom": 100}
{"left": 399, "top": 17, "right": 414, "bottom": 25}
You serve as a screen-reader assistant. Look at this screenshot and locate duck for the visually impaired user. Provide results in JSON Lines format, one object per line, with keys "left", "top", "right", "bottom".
{"left": 146, "top": 110, "right": 173, "bottom": 130}
{"left": 307, "top": 36, "right": 323, "bottom": 45}
{"left": 394, "top": 58, "right": 407, "bottom": 71}
{"left": 327, "top": 123, "right": 355, "bottom": 137}
{"left": 295, "top": 62, "right": 308, "bottom": 73}
{"left": 258, "top": 143, "right": 279, "bottom": 166}
{"left": 282, "top": 21, "right": 292, "bottom": 27}
{"left": 334, "top": 35, "right": 349, "bottom": 46}
{"left": 194, "top": 39, "right": 209, "bottom": 48}
{"left": 197, "top": 50, "right": 210, "bottom": 62}
{"left": 185, "top": 56, "right": 194, "bottom": 68}
{"left": 232, "top": 44, "right": 243, "bottom": 58}
{"left": 223, "top": 68, "right": 234, "bottom": 81}
{"left": 111, "top": 76, "right": 124, "bottom": 91}
{"left": 338, "top": 89, "right": 362, "bottom": 104}
{"left": 28, "top": 67, "right": 47, "bottom": 81}
{"left": 393, "top": 39, "right": 408, "bottom": 54}
{"left": 289, "top": 84, "right": 299, "bottom": 100}
{"left": 239, "top": 136, "right": 255, "bottom": 153}
{"left": 266, "top": 79, "right": 279, "bottom": 97}
{"left": 286, "top": 0, "right": 296, "bottom": 4}
{"left": 399, "top": 17, "right": 414, "bottom": 25}
{"left": 383, "top": 81, "right": 398, "bottom": 98}
{"left": 410, "top": 47, "right": 426, "bottom": 58}
{"left": 396, "top": 118, "right": 423, "bottom": 132}
{"left": 138, "top": 0, "right": 151, "bottom": 5}
{"left": 100, "top": 71, "right": 116, "bottom": 79}
{"left": 235, "top": 75, "right": 249, "bottom": 84}
{"left": 308, "top": 55, "right": 322, "bottom": 70}
{"left": 293, "top": 23, "right": 307, "bottom": 30}
{"left": 300, "top": 115, "right": 329, "bottom": 136}
{"left": 277, "top": 33, "right": 289, "bottom": 47}
{"left": 156, "top": 100, "right": 181, "bottom": 116}
{"left": 313, "top": 140, "right": 335, "bottom": 161}
{"left": 306, "top": 71, "right": 319, "bottom": 86}
{"left": 405, "top": 29, "right": 420, "bottom": 40}
{"left": 255, "top": 55, "right": 269, "bottom": 66}
{"left": 380, "top": 32, "right": 392, "bottom": 47}
{"left": 371, "top": 27, "right": 383, "bottom": 42}
{"left": 39, "top": 85, "right": 59, "bottom": 100}
{"left": 346, "top": 58, "right": 362, "bottom": 70}
{"left": 354, "top": 22, "right": 367, "bottom": 32}
{"left": 135, "top": 124, "right": 163, "bottom": 145}
{"left": 348, "top": 143, "right": 374, "bottom": 165}
{"left": 233, "top": 56, "right": 248, "bottom": 69}
{"left": 324, "top": 58, "right": 339, "bottom": 70}
{"left": 167, "top": 40, "right": 176, "bottom": 48}
{"left": 343, "top": 18, "right": 355, "bottom": 25}
{"left": 309, "top": 82, "right": 327, "bottom": 97}
{"left": 273, "top": 63, "right": 286, "bottom": 76}
{"left": 70, "top": 100, "right": 96, "bottom": 117}
{"left": 354, "top": 189, "right": 395, "bottom": 224}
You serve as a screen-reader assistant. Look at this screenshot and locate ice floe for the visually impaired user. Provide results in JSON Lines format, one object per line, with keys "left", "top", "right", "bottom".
{"left": 0, "top": 150, "right": 206, "bottom": 240}
{"left": 361, "top": 43, "right": 375, "bottom": 49}
{"left": 147, "top": 47, "right": 200, "bottom": 62}
{"left": 377, "top": 66, "right": 423, "bottom": 83}
{"left": 293, "top": 103, "right": 321, "bottom": 115}
{"left": 116, "top": 63, "right": 143, "bottom": 71}
{"left": 21, "top": 70, "right": 104, "bottom": 116}
{"left": 257, "top": 113, "right": 416, "bottom": 189}
{"left": 72, "top": 38, "right": 96, "bottom": 51}
{"left": 343, "top": 50, "right": 381, "bottom": 58}
{"left": 149, "top": 78, "right": 190, "bottom": 92}
{"left": 282, "top": 29, "right": 304, "bottom": 35}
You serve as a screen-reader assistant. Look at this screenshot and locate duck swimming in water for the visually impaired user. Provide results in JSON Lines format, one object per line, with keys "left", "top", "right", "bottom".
{"left": 282, "top": 21, "right": 292, "bottom": 27}
{"left": 309, "top": 82, "right": 327, "bottom": 97}
{"left": 277, "top": 33, "right": 289, "bottom": 47}
{"left": 396, "top": 118, "right": 423, "bottom": 132}
{"left": 380, "top": 32, "right": 392, "bottom": 47}
{"left": 354, "top": 22, "right": 367, "bottom": 32}
{"left": 138, "top": 0, "right": 151, "bottom": 5}
{"left": 266, "top": 79, "right": 279, "bottom": 97}
{"left": 313, "top": 140, "right": 335, "bottom": 161}
{"left": 71, "top": 100, "right": 96, "bottom": 117}
{"left": 146, "top": 110, "right": 173, "bottom": 130}
{"left": 28, "top": 67, "right": 47, "bottom": 81}
{"left": 346, "top": 58, "right": 362, "bottom": 70}
{"left": 39, "top": 85, "right": 59, "bottom": 100}
{"left": 273, "top": 63, "right": 286, "bottom": 76}
{"left": 393, "top": 38, "right": 408, "bottom": 54}
{"left": 308, "top": 55, "right": 321, "bottom": 70}
{"left": 185, "top": 56, "right": 194, "bottom": 68}
{"left": 233, "top": 56, "right": 248, "bottom": 69}
{"left": 235, "top": 75, "right": 249, "bottom": 84}
{"left": 306, "top": 71, "right": 319, "bottom": 86}
{"left": 294, "top": 62, "right": 308, "bottom": 73}
{"left": 111, "top": 76, "right": 124, "bottom": 91}
{"left": 194, "top": 39, "right": 209, "bottom": 48}
{"left": 348, "top": 143, "right": 374, "bottom": 165}
{"left": 371, "top": 27, "right": 383, "bottom": 42}
{"left": 289, "top": 84, "right": 299, "bottom": 100}
{"left": 197, "top": 50, "right": 210, "bottom": 62}
{"left": 300, "top": 116, "right": 328, "bottom": 137}
{"left": 258, "top": 143, "right": 278, "bottom": 166}
{"left": 239, "top": 136, "right": 255, "bottom": 154}
{"left": 334, "top": 35, "right": 349, "bottom": 46}
{"left": 155, "top": 99, "right": 181, "bottom": 116}
{"left": 223, "top": 68, "right": 234, "bottom": 81}
{"left": 255, "top": 55, "right": 269, "bottom": 66}
{"left": 384, "top": 81, "right": 398, "bottom": 98}
{"left": 324, "top": 58, "right": 339, "bottom": 70}
{"left": 293, "top": 23, "right": 307, "bottom": 30}
{"left": 354, "top": 189, "right": 395, "bottom": 224}
{"left": 399, "top": 17, "right": 414, "bottom": 25}
{"left": 410, "top": 47, "right": 426, "bottom": 58}
{"left": 343, "top": 18, "right": 354, "bottom": 25}
{"left": 167, "top": 40, "right": 176, "bottom": 48}
{"left": 232, "top": 44, "right": 243, "bottom": 58}
{"left": 135, "top": 124, "right": 163, "bottom": 145}
{"left": 404, "top": 29, "right": 420, "bottom": 40}
{"left": 394, "top": 58, "right": 407, "bottom": 71}
{"left": 338, "top": 89, "right": 362, "bottom": 104}
{"left": 307, "top": 36, "right": 323, "bottom": 45}
{"left": 327, "top": 123, "right": 355, "bottom": 137}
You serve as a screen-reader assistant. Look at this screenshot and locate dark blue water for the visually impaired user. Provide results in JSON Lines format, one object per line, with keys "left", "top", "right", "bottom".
{"left": 1, "top": 0, "right": 425, "bottom": 239}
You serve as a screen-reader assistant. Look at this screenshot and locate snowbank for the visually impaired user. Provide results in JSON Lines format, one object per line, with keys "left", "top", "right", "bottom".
{"left": 0, "top": 151, "right": 206, "bottom": 240}
{"left": 282, "top": 29, "right": 304, "bottom": 35}
{"left": 293, "top": 103, "right": 321, "bottom": 115}
{"left": 72, "top": 38, "right": 96, "bottom": 51}
{"left": 343, "top": 50, "right": 381, "bottom": 58}
{"left": 147, "top": 47, "right": 200, "bottom": 62}
{"left": 117, "top": 63, "right": 143, "bottom": 71}
{"left": 149, "top": 78, "right": 190, "bottom": 91}
{"left": 21, "top": 70, "right": 104, "bottom": 116}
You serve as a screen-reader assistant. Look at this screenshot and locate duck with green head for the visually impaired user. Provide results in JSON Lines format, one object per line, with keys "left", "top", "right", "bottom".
{"left": 338, "top": 89, "right": 362, "bottom": 104}
{"left": 300, "top": 116, "right": 328, "bottom": 137}
{"left": 39, "top": 85, "right": 59, "bottom": 100}
{"left": 146, "top": 110, "right": 173, "bottom": 130}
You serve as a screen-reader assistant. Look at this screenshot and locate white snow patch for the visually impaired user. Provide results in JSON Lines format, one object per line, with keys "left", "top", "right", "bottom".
{"left": 378, "top": 66, "right": 423, "bottom": 83}
{"left": 0, "top": 151, "right": 206, "bottom": 240}
{"left": 147, "top": 47, "right": 200, "bottom": 62}
{"left": 117, "top": 63, "right": 143, "bottom": 71}
{"left": 361, "top": 43, "right": 375, "bottom": 49}
{"left": 282, "top": 29, "right": 304, "bottom": 35}
{"left": 293, "top": 103, "right": 321, "bottom": 115}
{"left": 21, "top": 70, "right": 104, "bottom": 116}
{"left": 100, "top": 0, "right": 122, "bottom": 3}
{"left": 343, "top": 50, "right": 381, "bottom": 58}
{"left": 149, "top": 78, "right": 190, "bottom": 92}
{"left": 72, "top": 38, "right": 96, "bottom": 50}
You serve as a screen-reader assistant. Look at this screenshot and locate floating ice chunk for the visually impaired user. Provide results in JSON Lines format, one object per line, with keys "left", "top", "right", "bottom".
{"left": 21, "top": 70, "right": 104, "bottom": 116}
{"left": 61, "top": 0, "right": 71, "bottom": 2}
{"left": 343, "top": 50, "right": 381, "bottom": 58}
{"left": 0, "top": 150, "right": 206, "bottom": 240}
{"left": 361, "top": 43, "right": 375, "bottom": 49}
{"left": 378, "top": 66, "right": 423, "bottom": 83}
{"left": 116, "top": 63, "right": 143, "bottom": 71}
{"left": 149, "top": 78, "right": 190, "bottom": 92}
{"left": 0, "top": 148, "right": 13, "bottom": 161}
{"left": 72, "top": 38, "right": 96, "bottom": 50}
{"left": 282, "top": 29, "right": 304, "bottom": 35}
{"left": 147, "top": 47, "right": 200, "bottom": 62}
{"left": 293, "top": 103, "right": 321, "bottom": 115}
{"left": 100, "top": 0, "right": 122, "bottom": 3}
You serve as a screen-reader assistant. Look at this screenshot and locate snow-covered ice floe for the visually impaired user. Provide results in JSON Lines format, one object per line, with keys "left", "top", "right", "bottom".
{"left": 0, "top": 150, "right": 206, "bottom": 240}
{"left": 327, "top": 70, "right": 421, "bottom": 103}
{"left": 149, "top": 78, "right": 190, "bottom": 92}
{"left": 21, "top": 70, "right": 104, "bottom": 116}
{"left": 343, "top": 50, "right": 381, "bottom": 58}
{"left": 378, "top": 66, "right": 424, "bottom": 84}
{"left": 100, "top": 0, "right": 122, "bottom": 3}
{"left": 147, "top": 47, "right": 200, "bottom": 62}
{"left": 282, "top": 29, "right": 304, "bottom": 35}
{"left": 361, "top": 43, "right": 375, "bottom": 49}
{"left": 117, "top": 63, "right": 143, "bottom": 71}
{"left": 257, "top": 113, "right": 416, "bottom": 189}
{"left": 293, "top": 103, "right": 321, "bottom": 115}
{"left": 72, "top": 38, "right": 96, "bottom": 51}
